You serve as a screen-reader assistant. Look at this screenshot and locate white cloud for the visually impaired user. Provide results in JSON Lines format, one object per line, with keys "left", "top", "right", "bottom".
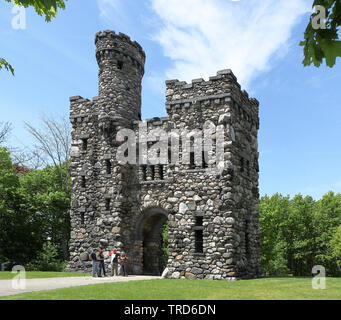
{"left": 97, "top": 0, "right": 144, "bottom": 37}
{"left": 150, "top": 0, "right": 310, "bottom": 88}
{"left": 97, "top": 0, "right": 121, "bottom": 23}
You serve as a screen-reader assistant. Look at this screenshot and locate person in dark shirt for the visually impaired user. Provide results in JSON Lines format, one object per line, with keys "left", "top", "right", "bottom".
{"left": 109, "top": 249, "right": 120, "bottom": 277}
{"left": 98, "top": 250, "right": 106, "bottom": 277}
{"left": 89, "top": 249, "right": 100, "bottom": 277}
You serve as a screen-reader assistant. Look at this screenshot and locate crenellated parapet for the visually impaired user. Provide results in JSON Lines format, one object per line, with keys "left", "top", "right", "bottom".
{"left": 165, "top": 70, "right": 259, "bottom": 130}
{"left": 165, "top": 69, "right": 237, "bottom": 99}
{"left": 70, "top": 96, "right": 95, "bottom": 117}
{"left": 95, "top": 30, "right": 145, "bottom": 75}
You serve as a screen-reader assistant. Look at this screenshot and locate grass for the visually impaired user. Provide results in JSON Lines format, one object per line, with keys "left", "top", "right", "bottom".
{"left": 1, "top": 277, "right": 341, "bottom": 300}
{"left": 0, "top": 271, "right": 90, "bottom": 280}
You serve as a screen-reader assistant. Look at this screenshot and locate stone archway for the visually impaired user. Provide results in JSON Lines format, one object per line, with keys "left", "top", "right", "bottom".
{"left": 135, "top": 208, "right": 168, "bottom": 276}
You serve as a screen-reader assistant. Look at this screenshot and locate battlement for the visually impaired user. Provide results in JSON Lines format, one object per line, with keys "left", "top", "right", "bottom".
{"left": 166, "top": 69, "right": 237, "bottom": 90}
{"left": 69, "top": 96, "right": 95, "bottom": 117}
{"left": 165, "top": 69, "right": 259, "bottom": 118}
{"left": 95, "top": 30, "right": 145, "bottom": 74}
{"left": 95, "top": 30, "right": 145, "bottom": 57}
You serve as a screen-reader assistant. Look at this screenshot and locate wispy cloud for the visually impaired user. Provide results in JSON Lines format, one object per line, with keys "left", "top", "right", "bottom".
{"left": 150, "top": 0, "right": 310, "bottom": 87}
{"left": 97, "top": 0, "right": 146, "bottom": 37}
{"left": 97, "top": 0, "right": 123, "bottom": 25}
{"left": 97, "top": 0, "right": 310, "bottom": 88}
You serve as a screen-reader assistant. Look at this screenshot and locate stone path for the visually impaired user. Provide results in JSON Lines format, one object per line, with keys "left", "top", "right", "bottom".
{"left": 0, "top": 275, "right": 159, "bottom": 298}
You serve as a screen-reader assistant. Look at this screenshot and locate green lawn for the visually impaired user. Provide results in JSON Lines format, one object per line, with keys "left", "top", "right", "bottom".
{"left": 0, "top": 271, "right": 90, "bottom": 280}
{"left": 1, "top": 277, "right": 341, "bottom": 300}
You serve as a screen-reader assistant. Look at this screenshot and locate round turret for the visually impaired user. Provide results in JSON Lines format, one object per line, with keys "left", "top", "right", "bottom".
{"left": 95, "top": 30, "right": 146, "bottom": 123}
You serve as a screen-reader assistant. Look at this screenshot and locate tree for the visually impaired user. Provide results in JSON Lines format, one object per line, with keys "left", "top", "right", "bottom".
{"left": 301, "top": 1, "right": 341, "bottom": 67}
{"left": 0, "top": 147, "right": 43, "bottom": 267}
{"left": 5, "top": 116, "right": 72, "bottom": 262}
{"left": 20, "top": 164, "right": 71, "bottom": 261}
{"left": 281, "top": 195, "right": 316, "bottom": 276}
{"left": 259, "top": 194, "right": 291, "bottom": 276}
{"left": 26, "top": 242, "right": 66, "bottom": 271}
{"left": 21, "top": 115, "right": 72, "bottom": 260}
{"left": 330, "top": 225, "right": 341, "bottom": 268}
{"left": 23, "top": 115, "right": 71, "bottom": 181}
{"left": 0, "top": 58, "right": 14, "bottom": 75}
{"left": 260, "top": 191, "right": 341, "bottom": 277}
{"left": 1, "top": 0, "right": 67, "bottom": 75}
{"left": 0, "top": 122, "right": 12, "bottom": 146}
{"left": 313, "top": 191, "right": 341, "bottom": 275}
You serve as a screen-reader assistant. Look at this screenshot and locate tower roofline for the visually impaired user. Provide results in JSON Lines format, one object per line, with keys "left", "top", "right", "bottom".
{"left": 95, "top": 30, "right": 146, "bottom": 59}
{"left": 165, "top": 69, "right": 237, "bottom": 87}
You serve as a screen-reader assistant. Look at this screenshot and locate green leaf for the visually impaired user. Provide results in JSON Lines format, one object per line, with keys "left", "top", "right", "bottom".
{"left": 319, "top": 40, "right": 341, "bottom": 67}
{"left": 0, "top": 58, "right": 15, "bottom": 75}
{"left": 301, "top": 0, "right": 341, "bottom": 68}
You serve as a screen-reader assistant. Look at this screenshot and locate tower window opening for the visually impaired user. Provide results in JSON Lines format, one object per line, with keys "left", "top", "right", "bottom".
{"left": 142, "top": 165, "right": 147, "bottom": 181}
{"left": 106, "top": 160, "right": 112, "bottom": 174}
{"left": 159, "top": 165, "right": 164, "bottom": 180}
{"left": 81, "top": 213, "right": 85, "bottom": 226}
{"left": 202, "top": 151, "right": 208, "bottom": 169}
{"left": 81, "top": 176, "right": 86, "bottom": 188}
{"left": 195, "top": 216, "right": 203, "bottom": 227}
{"left": 151, "top": 165, "right": 155, "bottom": 180}
{"left": 117, "top": 61, "right": 124, "bottom": 70}
{"left": 105, "top": 198, "right": 111, "bottom": 211}
{"left": 240, "top": 158, "right": 244, "bottom": 173}
{"left": 140, "top": 165, "right": 147, "bottom": 181}
{"left": 245, "top": 220, "right": 249, "bottom": 256}
{"left": 189, "top": 152, "right": 195, "bottom": 169}
{"left": 195, "top": 216, "right": 204, "bottom": 253}
{"left": 82, "top": 139, "right": 88, "bottom": 151}
{"left": 246, "top": 160, "right": 250, "bottom": 176}
{"left": 195, "top": 230, "right": 204, "bottom": 253}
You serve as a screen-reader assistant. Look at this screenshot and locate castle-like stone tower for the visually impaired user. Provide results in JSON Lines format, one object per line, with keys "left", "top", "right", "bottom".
{"left": 67, "top": 30, "right": 262, "bottom": 280}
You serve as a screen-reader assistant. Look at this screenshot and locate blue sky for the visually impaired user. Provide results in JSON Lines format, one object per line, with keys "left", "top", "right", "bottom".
{"left": 1, "top": 0, "right": 341, "bottom": 199}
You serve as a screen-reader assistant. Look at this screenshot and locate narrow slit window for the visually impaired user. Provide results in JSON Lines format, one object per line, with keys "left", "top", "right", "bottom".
{"left": 105, "top": 198, "right": 111, "bottom": 211}
{"left": 82, "top": 139, "right": 88, "bottom": 151}
{"left": 159, "top": 165, "right": 164, "bottom": 180}
{"left": 189, "top": 152, "right": 195, "bottom": 169}
{"left": 106, "top": 160, "right": 112, "bottom": 174}
{"left": 240, "top": 158, "right": 244, "bottom": 173}
{"left": 81, "top": 176, "right": 86, "bottom": 188}
{"left": 202, "top": 151, "right": 208, "bottom": 169}
{"left": 151, "top": 165, "right": 155, "bottom": 180}
{"left": 245, "top": 221, "right": 249, "bottom": 255}
{"left": 246, "top": 160, "right": 250, "bottom": 176}
{"left": 117, "top": 61, "right": 124, "bottom": 70}
{"left": 142, "top": 165, "right": 147, "bottom": 181}
{"left": 195, "top": 230, "right": 203, "bottom": 253}
{"left": 81, "top": 213, "right": 85, "bottom": 226}
{"left": 195, "top": 216, "right": 203, "bottom": 227}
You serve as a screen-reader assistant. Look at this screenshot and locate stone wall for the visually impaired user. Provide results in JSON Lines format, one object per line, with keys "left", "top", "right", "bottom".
{"left": 67, "top": 30, "right": 262, "bottom": 280}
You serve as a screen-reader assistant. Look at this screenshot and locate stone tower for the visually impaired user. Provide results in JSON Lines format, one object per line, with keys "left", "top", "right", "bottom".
{"left": 67, "top": 30, "right": 262, "bottom": 280}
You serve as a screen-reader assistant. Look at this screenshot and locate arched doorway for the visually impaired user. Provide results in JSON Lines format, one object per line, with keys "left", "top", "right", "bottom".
{"left": 135, "top": 208, "right": 168, "bottom": 275}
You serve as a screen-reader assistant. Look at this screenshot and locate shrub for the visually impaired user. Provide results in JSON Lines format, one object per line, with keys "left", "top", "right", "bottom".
{"left": 26, "top": 242, "right": 67, "bottom": 272}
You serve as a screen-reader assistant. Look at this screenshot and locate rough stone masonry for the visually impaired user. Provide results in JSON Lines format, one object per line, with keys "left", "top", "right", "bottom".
{"left": 66, "top": 30, "right": 262, "bottom": 280}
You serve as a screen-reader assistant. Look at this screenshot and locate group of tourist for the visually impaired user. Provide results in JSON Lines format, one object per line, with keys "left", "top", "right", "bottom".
{"left": 89, "top": 248, "right": 129, "bottom": 278}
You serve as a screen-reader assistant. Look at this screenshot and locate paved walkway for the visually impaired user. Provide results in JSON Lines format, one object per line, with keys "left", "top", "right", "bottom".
{"left": 0, "top": 275, "right": 159, "bottom": 297}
